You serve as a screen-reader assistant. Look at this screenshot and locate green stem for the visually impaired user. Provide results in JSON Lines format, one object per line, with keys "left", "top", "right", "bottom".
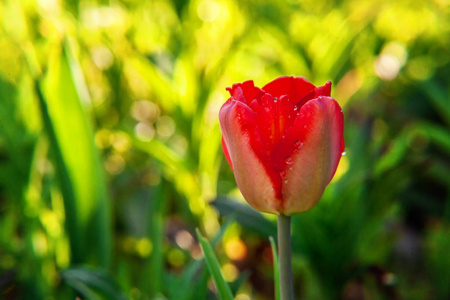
{"left": 278, "top": 215, "right": 294, "bottom": 300}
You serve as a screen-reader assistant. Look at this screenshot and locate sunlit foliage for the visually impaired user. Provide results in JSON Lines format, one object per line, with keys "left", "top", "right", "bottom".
{"left": 0, "top": 0, "right": 449, "bottom": 299}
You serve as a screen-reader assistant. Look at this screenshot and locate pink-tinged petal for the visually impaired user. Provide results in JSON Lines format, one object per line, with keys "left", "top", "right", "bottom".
{"left": 295, "top": 81, "right": 332, "bottom": 108}
{"left": 271, "top": 96, "right": 344, "bottom": 215}
{"left": 219, "top": 99, "right": 282, "bottom": 214}
{"left": 262, "top": 76, "right": 315, "bottom": 104}
{"left": 221, "top": 137, "right": 233, "bottom": 169}
{"left": 226, "top": 80, "right": 265, "bottom": 105}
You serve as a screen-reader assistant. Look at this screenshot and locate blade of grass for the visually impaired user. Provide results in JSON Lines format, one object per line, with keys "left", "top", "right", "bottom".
{"left": 61, "top": 266, "right": 127, "bottom": 300}
{"left": 196, "top": 229, "right": 234, "bottom": 300}
{"left": 172, "top": 217, "right": 235, "bottom": 300}
{"left": 139, "top": 183, "right": 166, "bottom": 297}
{"left": 38, "top": 37, "right": 111, "bottom": 267}
{"left": 270, "top": 236, "right": 281, "bottom": 300}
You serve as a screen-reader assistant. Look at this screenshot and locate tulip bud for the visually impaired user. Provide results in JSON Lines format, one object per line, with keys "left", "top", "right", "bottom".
{"left": 219, "top": 76, "right": 344, "bottom": 215}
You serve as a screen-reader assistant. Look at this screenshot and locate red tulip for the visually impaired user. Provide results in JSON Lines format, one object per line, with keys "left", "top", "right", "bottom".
{"left": 219, "top": 76, "right": 344, "bottom": 215}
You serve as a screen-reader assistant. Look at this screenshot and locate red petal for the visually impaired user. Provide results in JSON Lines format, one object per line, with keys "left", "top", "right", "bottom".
{"left": 219, "top": 99, "right": 282, "bottom": 214}
{"left": 226, "top": 80, "right": 265, "bottom": 105}
{"left": 271, "top": 96, "right": 344, "bottom": 214}
{"left": 295, "top": 81, "right": 332, "bottom": 108}
{"left": 262, "top": 76, "right": 315, "bottom": 104}
{"left": 250, "top": 94, "right": 296, "bottom": 155}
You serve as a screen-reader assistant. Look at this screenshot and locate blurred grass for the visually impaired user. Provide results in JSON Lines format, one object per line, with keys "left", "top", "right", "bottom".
{"left": 0, "top": 0, "right": 449, "bottom": 299}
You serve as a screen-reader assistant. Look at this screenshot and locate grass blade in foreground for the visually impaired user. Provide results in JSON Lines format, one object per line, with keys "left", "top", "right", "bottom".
{"left": 61, "top": 266, "right": 127, "bottom": 300}
{"left": 196, "top": 229, "right": 233, "bottom": 300}
{"left": 270, "top": 236, "right": 281, "bottom": 300}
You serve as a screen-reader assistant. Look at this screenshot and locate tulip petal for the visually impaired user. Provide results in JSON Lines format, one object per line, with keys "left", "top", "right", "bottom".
{"left": 272, "top": 96, "right": 344, "bottom": 215}
{"left": 250, "top": 94, "right": 295, "bottom": 155}
{"left": 219, "top": 99, "right": 282, "bottom": 214}
{"left": 295, "top": 81, "right": 332, "bottom": 108}
{"left": 221, "top": 137, "right": 233, "bottom": 169}
{"left": 226, "top": 80, "right": 265, "bottom": 105}
{"left": 262, "top": 76, "right": 315, "bottom": 104}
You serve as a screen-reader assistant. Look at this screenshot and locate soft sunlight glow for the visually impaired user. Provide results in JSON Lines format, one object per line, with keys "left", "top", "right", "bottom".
{"left": 375, "top": 42, "right": 408, "bottom": 81}
{"left": 225, "top": 238, "right": 247, "bottom": 261}
{"left": 175, "top": 230, "right": 195, "bottom": 250}
{"left": 90, "top": 46, "right": 114, "bottom": 70}
{"left": 135, "top": 122, "right": 155, "bottom": 141}
{"left": 197, "top": 0, "right": 220, "bottom": 22}
{"left": 235, "top": 294, "right": 251, "bottom": 300}
{"left": 221, "top": 263, "right": 239, "bottom": 281}
{"left": 136, "top": 238, "right": 153, "bottom": 258}
{"left": 375, "top": 54, "right": 401, "bottom": 81}
{"left": 131, "top": 100, "right": 160, "bottom": 122}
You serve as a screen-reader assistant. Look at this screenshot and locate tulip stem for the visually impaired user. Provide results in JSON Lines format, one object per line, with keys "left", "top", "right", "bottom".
{"left": 278, "top": 214, "right": 294, "bottom": 300}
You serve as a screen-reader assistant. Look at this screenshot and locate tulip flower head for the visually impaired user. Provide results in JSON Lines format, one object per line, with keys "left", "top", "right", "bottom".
{"left": 219, "top": 76, "right": 344, "bottom": 216}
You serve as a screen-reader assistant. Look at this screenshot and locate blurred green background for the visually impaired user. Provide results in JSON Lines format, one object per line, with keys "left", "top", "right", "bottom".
{"left": 0, "top": 0, "right": 449, "bottom": 299}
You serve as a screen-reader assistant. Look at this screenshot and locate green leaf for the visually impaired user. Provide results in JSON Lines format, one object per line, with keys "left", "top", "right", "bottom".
{"left": 270, "top": 236, "right": 281, "bottom": 300}
{"left": 420, "top": 122, "right": 450, "bottom": 155}
{"left": 37, "top": 37, "right": 111, "bottom": 267}
{"left": 211, "top": 196, "right": 277, "bottom": 238}
{"left": 422, "top": 80, "right": 450, "bottom": 126}
{"left": 196, "top": 229, "right": 234, "bottom": 300}
{"left": 61, "top": 266, "right": 127, "bottom": 300}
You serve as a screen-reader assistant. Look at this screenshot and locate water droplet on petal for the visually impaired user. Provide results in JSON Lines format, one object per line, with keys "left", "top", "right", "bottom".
{"left": 342, "top": 151, "right": 347, "bottom": 156}
{"left": 279, "top": 171, "right": 286, "bottom": 177}
{"left": 295, "top": 140, "right": 303, "bottom": 148}
{"left": 265, "top": 107, "right": 270, "bottom": 112}
{"left": 318, "top": 96, "right": 322, "bottom": 100}
{"left": 284, "top": 179, "right": 289, "bottom": 184}
{"left": 289, "top": 167, "right": 293, "bottom": 171}
{"left": 293, "top": 106, "right": 298, "bottom": 111}
{"left": 285, "top": 157, "right": 293, "bottom": 165}
{"left": 274, "top": 97, "right": 278, "bottom": 103}
{"left": 341, "top": 109, "right": 344, "bottom": 113}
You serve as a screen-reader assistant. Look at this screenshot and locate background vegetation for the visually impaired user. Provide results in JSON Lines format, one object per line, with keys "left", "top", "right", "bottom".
{"left": 0, "top": 0, "right": 449, "bottom": 299}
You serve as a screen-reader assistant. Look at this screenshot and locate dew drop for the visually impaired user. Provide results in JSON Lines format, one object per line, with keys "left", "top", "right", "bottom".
{"left": 341, "top": 109, "right": 344, "bottom": 113}
{"left": 318, "top": 96, "right": 322, "bottom": 100}
{"left": 282, "top": 135, "right": 286, "bottom": 139}
{"left": 293, "top": 105, "right": 298, "bottom": 111}
{"left": 274, "top": 97, "right": 278, "bottom": 103}
{"left": 295, "top": 140, "right": 303, "bottom": 148}
{"left": 284, "top": 179, "right": 289, "bottom": 184}
{"left": 285, "top": 157, "right": 293, "bottom": 165}
{"left": 289, "top": 167, "right": 293, "bottom": 171}
{"left": 279, "top": 171, "right": 286, "bottom": 177}
{"left": 342, "top": 151, "right": 347, "bottom": 156}
{"left": 265, "top": 107, "right": 270, "bottom": 112}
